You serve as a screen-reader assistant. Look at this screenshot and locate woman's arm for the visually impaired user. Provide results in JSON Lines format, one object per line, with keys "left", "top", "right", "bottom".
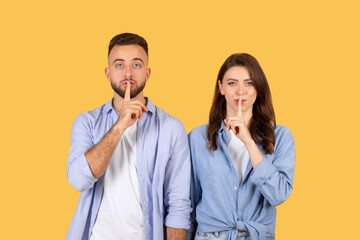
{"left": 251, "top": 126, "right": 295, "bottom": 206}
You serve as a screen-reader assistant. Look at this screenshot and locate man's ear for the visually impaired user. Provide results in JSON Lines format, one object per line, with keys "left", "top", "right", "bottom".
{"left": 105, "top": 67, "right": 110, "bottom": 81}
{"left": 145, "top": 68, "right": 151, "bottom": 82}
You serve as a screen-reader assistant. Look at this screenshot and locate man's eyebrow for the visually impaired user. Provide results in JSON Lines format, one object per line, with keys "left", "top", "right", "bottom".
{"left": 133, "top": 58, "right": 144, "bottom": 63}
{"left": 112, "top": 58, "right": 144, "bottom": 64}
{"left": 113, "top": 58, "right": 125, "bottom": 63}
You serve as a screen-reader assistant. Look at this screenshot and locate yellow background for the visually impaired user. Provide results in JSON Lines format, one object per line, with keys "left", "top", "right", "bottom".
{"left": 1, "top": 0, "right": 359, "bottom": 239}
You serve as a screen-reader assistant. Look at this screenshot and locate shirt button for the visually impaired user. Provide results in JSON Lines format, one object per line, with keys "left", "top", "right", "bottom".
{"left": 138, "top": 139, "right": 142, "bottom": 142}
{"left": 234, "top": 187, "right": 237, "bottom": 190}
{"left": 145, "top": 221, "right": 149, "bottom": 224}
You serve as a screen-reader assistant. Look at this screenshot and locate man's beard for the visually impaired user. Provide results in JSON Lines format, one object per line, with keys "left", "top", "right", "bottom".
{"left": 111, "top": 78, "right": 146, "bottom": 99}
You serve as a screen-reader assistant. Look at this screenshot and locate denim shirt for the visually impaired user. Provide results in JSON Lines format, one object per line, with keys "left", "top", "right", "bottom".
{"left": 186, "top": 123, "right": 295, "bottom": 240}
{"left": 66, "top": 98, "right": 192, "bottom": 240}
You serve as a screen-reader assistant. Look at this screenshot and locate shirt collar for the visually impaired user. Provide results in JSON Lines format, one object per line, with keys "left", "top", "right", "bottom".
{"left": 217, "top": 120, "right": 229, "bottom": 144}
{"left": 103, "top": 98, "right": 114, "bottom": 114}
{"left": 218, "top": 120, "right": 227, "bottom": 135}
{"left": 145, "top": 97, "right": 156, "bottom": 115}
{"left": 102, "top": 97, "right": 156, "bottom": 115}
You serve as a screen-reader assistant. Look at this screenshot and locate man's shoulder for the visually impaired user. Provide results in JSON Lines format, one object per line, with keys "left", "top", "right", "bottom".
{"left": 152, "top": 104, "right": 184, "bottom": 129}
{"left": 72, "top": 100, "right": 112, "bottom": 130}
{"left": 75, "top": 100, "right": 111, "bottom": 121}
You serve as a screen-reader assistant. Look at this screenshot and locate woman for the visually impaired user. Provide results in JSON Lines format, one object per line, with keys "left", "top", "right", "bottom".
{"left": 186, "top": 53, "right": 295, "bottom": 240}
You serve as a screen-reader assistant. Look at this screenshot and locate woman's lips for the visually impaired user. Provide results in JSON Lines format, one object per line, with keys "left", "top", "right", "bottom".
{"left": 235, "top": 99, "right": 246, "bottom": 104}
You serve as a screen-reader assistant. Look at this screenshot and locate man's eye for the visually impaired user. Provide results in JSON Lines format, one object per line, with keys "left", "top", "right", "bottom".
{"left": 116, "top": 64, "right": 123, "bottom": 68}
{"left": 134, "top": 63, "right": 141, "bottom": 68}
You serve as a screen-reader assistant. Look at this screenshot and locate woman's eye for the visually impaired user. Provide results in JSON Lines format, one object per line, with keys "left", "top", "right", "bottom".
{"left": 246, "top": 81, "right": 253, "bottom": 86}
{"left": 228, "top": 82, "right": 236, "bottom": 86}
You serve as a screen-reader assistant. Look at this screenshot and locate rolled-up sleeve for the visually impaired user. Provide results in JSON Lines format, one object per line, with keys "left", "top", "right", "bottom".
{"left": 164, "top": 121, "right": 192, "bottom": 229}
{"left": 67, "top": 113, "right": 98, "bottom": 192}
{"left": 251, "top": 126, "right": 295, "bottom": 206}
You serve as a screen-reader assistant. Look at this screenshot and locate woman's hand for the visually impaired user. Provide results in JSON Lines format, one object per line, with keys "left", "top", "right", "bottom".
{"left": 224, "top": 97, "right": 253, "bottom": 144}
{"left": 225, "top": 97, "right": 264, "bottom": 170}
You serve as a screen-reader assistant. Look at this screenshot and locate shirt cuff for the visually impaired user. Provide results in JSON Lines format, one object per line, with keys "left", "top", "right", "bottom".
{"left": 80, "top": 153, "right": 97, "bottom": 182}
{"left": 251, "top": 155, "right": 276, "bottom": 186}
{"left": 165, "top": 214, "right": 191, "bottom": 230}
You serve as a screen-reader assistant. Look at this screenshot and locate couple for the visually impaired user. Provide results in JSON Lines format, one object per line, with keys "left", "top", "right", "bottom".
{"left": 66, "top": 33, "right": 295, "bottom": 240}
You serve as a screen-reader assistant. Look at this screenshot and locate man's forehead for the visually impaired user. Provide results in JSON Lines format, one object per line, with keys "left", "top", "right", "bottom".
{"left": 109, "top": 45, "right": 147, "bottom": 56}
{"left": 108, "top": 45, "right": 148, "bottom": 64}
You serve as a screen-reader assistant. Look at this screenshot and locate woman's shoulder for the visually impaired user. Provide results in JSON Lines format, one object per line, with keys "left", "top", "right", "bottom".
{"left": 274, "top": 125, "right": 295, "bottom": 148}
{"left": 274, "top": 125, "right": 293, "bottom": 138}
{"left": 188, "top": 124, "right": 209, "bottom": 150}
{"left": 189, "top": 123, "right": 208, "bottom": 137}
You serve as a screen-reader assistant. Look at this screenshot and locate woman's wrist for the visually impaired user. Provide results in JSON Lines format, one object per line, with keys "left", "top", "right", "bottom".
{"left": 243, "top": 137, "right": 255, "bottom": 147}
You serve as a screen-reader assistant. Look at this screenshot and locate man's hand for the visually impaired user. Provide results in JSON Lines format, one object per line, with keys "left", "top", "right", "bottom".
{"left": 85, "top": 82, "right": 148, "bottom": 179}
{"left": 166, "top": 227, "right": 186, "bottom": 240}
{"left": 116, "top": 81, "right": 148, "bottom": 131}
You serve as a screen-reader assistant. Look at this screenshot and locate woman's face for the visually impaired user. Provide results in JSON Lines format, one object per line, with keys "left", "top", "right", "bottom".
{"left": 219, "top": 66, "right": 257, "bottom": 118}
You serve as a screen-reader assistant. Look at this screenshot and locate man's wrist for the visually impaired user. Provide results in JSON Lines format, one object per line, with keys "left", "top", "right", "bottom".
{"left": 113, "top": 121, "right": 127, "bottom": 134}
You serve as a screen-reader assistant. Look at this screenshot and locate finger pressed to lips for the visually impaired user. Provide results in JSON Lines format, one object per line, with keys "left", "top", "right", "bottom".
{"left": 235, "top": 99, "right": 246, "bottom": 103}
{"left": 237, "top": 98, "right": 243, "bottom": 117}
{"left": 122, "top": 80, "right": 135, "bottom": 86}
{"left": 124, "top": 82, "right": 131, "bottom": 101}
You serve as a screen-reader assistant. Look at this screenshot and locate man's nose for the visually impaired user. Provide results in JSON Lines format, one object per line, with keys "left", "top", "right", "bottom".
{"left": 124, "top": 66, "right": 132, "bottom": 78}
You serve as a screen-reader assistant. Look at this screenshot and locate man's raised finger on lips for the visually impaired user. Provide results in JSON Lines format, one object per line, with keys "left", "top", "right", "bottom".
{"left": 118, "top": 81, "right": 149, "bottom": 127}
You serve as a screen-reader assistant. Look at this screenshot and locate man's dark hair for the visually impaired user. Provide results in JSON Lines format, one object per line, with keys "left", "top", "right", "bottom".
{"left": 108, "top": 33, "right": 148, "bottom": 56}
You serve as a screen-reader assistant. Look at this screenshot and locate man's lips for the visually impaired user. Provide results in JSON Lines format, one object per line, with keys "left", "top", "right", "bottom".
{"left": 121, "top": 80, "right": 135, "bottom": 86}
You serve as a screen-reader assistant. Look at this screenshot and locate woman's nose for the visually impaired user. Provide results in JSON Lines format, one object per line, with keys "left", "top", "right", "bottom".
{"left": 236, "top": 87, "right": 245, "bottom": 95}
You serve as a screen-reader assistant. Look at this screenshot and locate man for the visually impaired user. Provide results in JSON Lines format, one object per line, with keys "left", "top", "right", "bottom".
{"left": 66, "top": 33, "right": 191, "bottom": 240}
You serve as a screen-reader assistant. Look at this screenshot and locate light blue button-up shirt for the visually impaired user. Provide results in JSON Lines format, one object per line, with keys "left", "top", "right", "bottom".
{"left": 66, "top": 98, "right": 192, "bottom": 240}
{"left": 186, "top": 123, "right": 295, "bottom": 240}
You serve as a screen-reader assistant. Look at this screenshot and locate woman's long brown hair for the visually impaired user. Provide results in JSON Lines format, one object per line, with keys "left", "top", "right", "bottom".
{"left": 207, "top": 53, "right": 276, "bottom": 154}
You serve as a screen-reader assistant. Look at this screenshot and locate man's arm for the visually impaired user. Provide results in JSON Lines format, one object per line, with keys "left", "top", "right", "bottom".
{"left": 163, "top": 120, "right": 192, "bottom": 237}
{"left": 85, "top": 124, "right": 125, "bottom": 178}
{"left": 86, "top": 82, "right": 148, "bottom": 178}
{"left": 166, "top": 227, "right": 187, "bottom": 240}
{"left": 67, "top": 83, "right": 148, "bottom": 190}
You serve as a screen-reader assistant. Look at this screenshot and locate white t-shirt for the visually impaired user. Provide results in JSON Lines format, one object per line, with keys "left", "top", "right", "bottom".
{"left": 90, "top": 120, "right": 144, "bottom": 240}
{"left": 226, "top": 129, "right": 250, "bottom": 184}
